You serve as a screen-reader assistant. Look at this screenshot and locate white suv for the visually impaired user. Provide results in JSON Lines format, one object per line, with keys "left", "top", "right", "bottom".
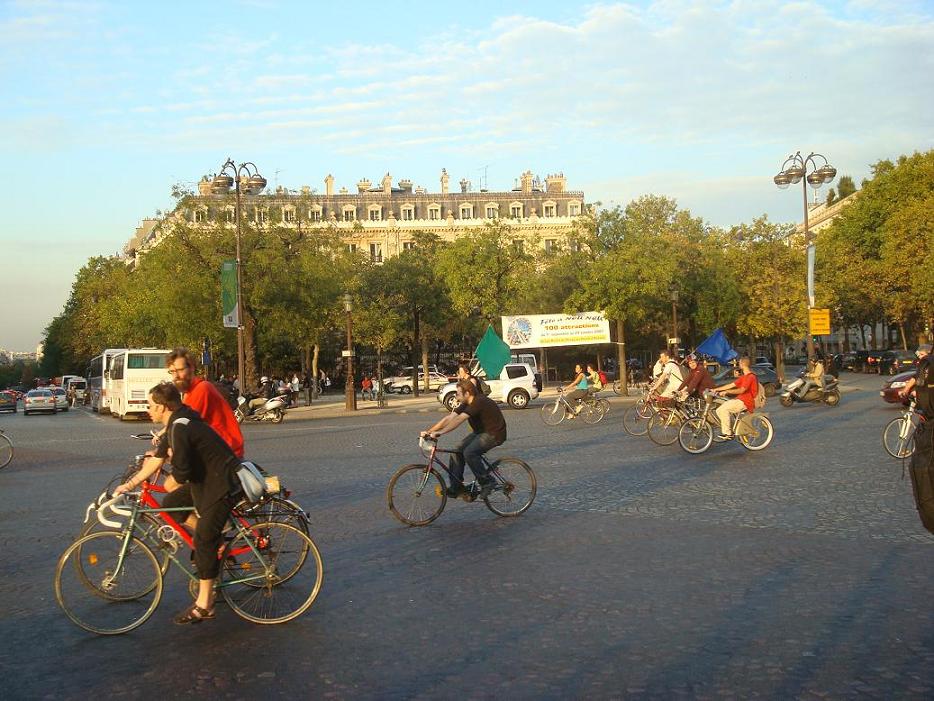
{"left": 437, "top": 363, "right": 539, "bottom": 411}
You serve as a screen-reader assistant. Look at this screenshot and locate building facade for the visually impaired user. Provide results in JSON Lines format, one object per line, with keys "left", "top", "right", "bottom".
{"left": 125, "top": 169, "right": 587, "bottom": 264}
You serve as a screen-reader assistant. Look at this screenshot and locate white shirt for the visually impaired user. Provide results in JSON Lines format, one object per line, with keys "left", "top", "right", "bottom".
{"left": 657, "top": 361, "right": 684, "bottom": 398}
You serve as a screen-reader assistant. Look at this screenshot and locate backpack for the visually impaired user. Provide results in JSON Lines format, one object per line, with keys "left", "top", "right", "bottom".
{"left": 753, "top": 379, "right": 767, "bottom": 409}
{"left": 476, "top": 377, "right": 492, "bottom": 396}
{"left": 598, "top": 371, "right": 608, "bottom": 387}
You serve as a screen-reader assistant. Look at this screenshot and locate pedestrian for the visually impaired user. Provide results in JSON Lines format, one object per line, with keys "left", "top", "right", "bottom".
{"left": 291, "top": 372, "right": 300, "bottom": 404}
{"left": 361, "top": 375, "right": 374, "bottom": 401}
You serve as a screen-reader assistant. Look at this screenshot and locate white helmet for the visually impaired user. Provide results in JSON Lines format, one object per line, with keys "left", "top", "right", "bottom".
{"left": 260, "top": 376, "right": 269, "bottom": 383}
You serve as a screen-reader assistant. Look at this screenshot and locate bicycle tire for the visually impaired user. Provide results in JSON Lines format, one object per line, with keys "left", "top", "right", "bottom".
{"left": 647, "top": 409, "right": 682, "bottom": 446}
{"left": 883, "top": 417, "right": 916, "bottom": 459}
{"left": 0, "top": 432, "right": 12, "bottom": 470}
{"left": 387, "top": 464, "right": 447, "bottom": 526}
{"left": 678, "top": 417, "right": 713, "bottom": 454}
{"left": 221, "top": 522, "right": 323, "bottom": 624}
{"left": 76, "top": 513, "right": 172, "bottom": 582}
{"left": 233, "top": 495, "right": 310, "bottom": 535}
{"left": 596, "top": 398, "right": 611, "bottom": 416}
{"left": 622, "top": 402, "right": 652, "bottom": 436}
{"left": 613, "top": 380, "right": 622, "bottom": 395}
{"left": 580, "top": 402, "right": 602, "bottom": 424}
{"left": 738, "top": 415, "right": 774, "bottom": 451}
{"left": 540, "top": 400, "right": 566, "bottom": 426}
{"left": 55, "top": 531, "right": 163, "bottom": 635}
{"left": 484, "top": 458, "right": 536, "bottom": 517}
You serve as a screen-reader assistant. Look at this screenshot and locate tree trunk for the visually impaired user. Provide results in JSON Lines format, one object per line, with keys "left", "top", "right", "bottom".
{"left": 858, "top": 324, "right": 867, "bottom": 350}
{"left": 412, "top": 308, "right": 420, "bottom": 397}
{"left": 311, "top": 344, "right": 320, "bottom": 403}
{"left": 899, "top": 321, "right": 908, "bottom": 350}
{"left": 243, "top": 311, "right": 258, "bottom": 392}
{"left": 616, "top": 319, "right": 628, "bottom": 395}
{"left": 774, "top": 339, "right": 785, "bottom": 384}
{"left": 843, "top": 327, "right": 850, "bottom": 353}
{"left": 377, "top": 348, "right": 384, "bottom": 404}
{"left": 421, "top": 335, "right": 430, "bottom": 392}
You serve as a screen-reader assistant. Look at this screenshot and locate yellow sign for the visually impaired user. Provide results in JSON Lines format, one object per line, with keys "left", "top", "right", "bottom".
{"left": 809, "top": 308, "right": 831, "bottom": 336}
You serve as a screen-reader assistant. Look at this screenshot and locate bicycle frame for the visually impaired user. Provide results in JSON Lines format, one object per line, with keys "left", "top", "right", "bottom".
{"left": 416, "top": 440, "right": 498, "bottom": 492}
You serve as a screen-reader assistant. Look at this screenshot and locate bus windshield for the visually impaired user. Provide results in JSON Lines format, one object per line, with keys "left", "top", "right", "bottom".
{"left": 127, "top": 353, "right": 169, "bottom": 370}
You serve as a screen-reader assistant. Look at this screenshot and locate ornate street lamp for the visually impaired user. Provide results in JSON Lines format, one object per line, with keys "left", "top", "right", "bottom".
{"left": 343, "top": 293, "right": 357, "bottom": 411}
{"left": 773, "top": 151, "right": 836, "bottom": 359}
{"left": 212, "top": 159, "right": 266, "bottom": 391}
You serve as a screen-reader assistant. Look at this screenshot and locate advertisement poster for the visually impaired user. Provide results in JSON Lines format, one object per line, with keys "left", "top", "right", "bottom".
{"left": 501, "top": 312, "right": 610, "bottom": 349}
{"left": 221, "top": 260, "right": 239, "bottom": 328}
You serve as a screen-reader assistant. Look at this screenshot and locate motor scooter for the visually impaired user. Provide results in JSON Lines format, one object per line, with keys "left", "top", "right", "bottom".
{"left": 234, "top": 394, "right": 288, "bottom": 423}
{"left": 780, "top": 371, "right": 840, "bottom": 407}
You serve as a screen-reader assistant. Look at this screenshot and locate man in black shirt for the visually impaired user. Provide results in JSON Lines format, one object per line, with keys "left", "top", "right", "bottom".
{"left": 422, "top": 379, "right": 507, "bottom": 499}
{"left": 146, "top": 382, "right": 240, "bottom": 625}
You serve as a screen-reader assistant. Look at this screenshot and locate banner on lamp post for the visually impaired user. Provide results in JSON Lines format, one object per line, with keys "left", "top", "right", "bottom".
{"left": 221, "top": 260, "right": 239, "bottom": 328}
{"left": 806, "top": 243, "right": 816, "bottom": 308}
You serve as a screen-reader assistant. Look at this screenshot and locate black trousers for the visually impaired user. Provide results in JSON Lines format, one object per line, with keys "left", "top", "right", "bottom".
{"left": 162, "top": 485, "right": 233, "bottom": 580}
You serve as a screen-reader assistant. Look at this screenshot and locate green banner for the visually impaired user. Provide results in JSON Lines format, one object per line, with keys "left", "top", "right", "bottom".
{"left": 221, "top": 260, "right": 239, "bottom": 328}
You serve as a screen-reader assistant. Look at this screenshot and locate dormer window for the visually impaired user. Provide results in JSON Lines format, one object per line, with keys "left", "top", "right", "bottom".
{"left": 510, "top": 202, "right": 524, "bottom": 219}
{"left": 428, "top": 204, "right": 441, "bottom": 220}
{"left": 460, "top": 204, "right": 473, "bottom": 219}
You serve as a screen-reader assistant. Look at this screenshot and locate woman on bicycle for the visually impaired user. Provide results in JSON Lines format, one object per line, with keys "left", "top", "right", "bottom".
{"left": 562, "top": 364, "right": 590, "bottom": 416}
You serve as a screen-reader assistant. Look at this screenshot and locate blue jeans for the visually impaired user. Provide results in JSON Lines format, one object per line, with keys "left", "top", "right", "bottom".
{"left": 449, "top": 432, "right": 502, "bottom": 485}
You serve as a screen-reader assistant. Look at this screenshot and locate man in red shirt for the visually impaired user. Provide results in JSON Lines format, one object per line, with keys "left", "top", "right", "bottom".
{"left": 712, "top": 356, "right": 759, "bottom": 441}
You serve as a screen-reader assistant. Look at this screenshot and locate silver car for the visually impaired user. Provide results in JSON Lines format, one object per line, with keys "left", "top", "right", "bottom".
{"left": 24, "top": 389, "right": 57, "bottom": 415}
{"left": 49, "top": 387, "right": 69, "bottom": 411}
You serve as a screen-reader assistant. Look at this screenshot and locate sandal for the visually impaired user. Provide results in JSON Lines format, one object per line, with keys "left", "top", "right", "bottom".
{"left": 173, "top": 603, "right": 215, "bottom": 625}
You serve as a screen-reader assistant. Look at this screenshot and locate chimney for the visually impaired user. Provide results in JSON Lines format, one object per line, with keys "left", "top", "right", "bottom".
{"left": 382, "top": 172, "right": 392, "bottom": 194}
{"left": 399, "top": 179, "right": 413, "bottom": 193}
{"left": 324, "top": 174, "right": 334, "bottom": 197}
{"left": 545, "top": 172, "right": 567, "bottom": 193}
{"left": 357, "top": 178, "right": 372, "bottom": 193}
{"left": 440, "top": 168, "right": 449, "bottom": 195}
{"left": 520, "top": 170, "right": 533, "bottom": 194}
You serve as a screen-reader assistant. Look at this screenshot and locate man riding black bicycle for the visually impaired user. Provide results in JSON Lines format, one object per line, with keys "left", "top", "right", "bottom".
{"left": 421, "top": 379, "right": 506, "bottom": 499}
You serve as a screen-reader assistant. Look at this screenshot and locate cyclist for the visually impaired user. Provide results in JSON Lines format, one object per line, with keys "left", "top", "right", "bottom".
{"left": 650, "top": 350, "right": 683, "bottom": 400}
{"left": 900, "top": 344, "right": 932, "bottom": 416}
{"left": 711, "top": 356, "right": 759, "bottom": 441}
{"left": 561, "top": 363, "right": 590, "bottom": 416}
{"left": 144, "top": 382, "right": 241, "bottom": 624}
{"left": 457, "top": 363, "right": 490, "bottom": 396}
{"left": 586, "top": 363, "right": 603, "bottom": 394}
{"left": 678, "top": 354, "right": 715, "bottom": 399}
{"left": 421, "top": 379, "right": 506, "bottom": 499}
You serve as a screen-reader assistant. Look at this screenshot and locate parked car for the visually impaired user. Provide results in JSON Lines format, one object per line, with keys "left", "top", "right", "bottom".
{"left": 754, "top": 356, "right": 774, "bottom": 369}
{"left": 438, "top": 363, "right": 539, "bottom": 410}
{"left": 23, "top": 389, "right": 57, "bottom": 415}
{"left": 878, "top": 350, "right": 918, "bottom": 375}
{"left": 843, "top": 350, "right": 873, "bottom": 372}
{"left": 712, "top": 366, "right": 782, "bottom": 397}
{"left": 0, "top": 391, "right": 16, "bottom": 413}
{"left": 49, "top": 387, "right": 69, "bottom": 411}
{"left": 880, "top": 370, "right": 916, "bottom": 404}
{"left": 865, "top": 350, "right": 885, "bottom": 373}
{"left": 384, "top": 370, "right": 451, "bottom": 394}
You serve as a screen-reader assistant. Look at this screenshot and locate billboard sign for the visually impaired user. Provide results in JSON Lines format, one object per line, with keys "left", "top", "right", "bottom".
{"left": 501, "top": 312, "right": 611, "bottom": 349}
{"left": 221, "top": 260, "right": 239, "bottom": 329}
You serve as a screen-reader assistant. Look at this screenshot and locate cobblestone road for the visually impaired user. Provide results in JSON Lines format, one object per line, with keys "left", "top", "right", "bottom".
{"left": 1, "top": 372, "right": 932, "bottom": 699}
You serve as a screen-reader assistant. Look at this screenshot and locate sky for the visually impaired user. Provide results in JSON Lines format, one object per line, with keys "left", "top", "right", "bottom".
{"left": 0, "top": 0, "right": 932, "bottom": 351}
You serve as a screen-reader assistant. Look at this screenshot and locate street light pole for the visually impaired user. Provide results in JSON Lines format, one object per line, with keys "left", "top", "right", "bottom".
{"left": 669, "top": 284, "right": 679, "bottom": 355}
{"left": 343, "top": 293, "right": 357, "bottom": 411}
{"left": 773, "top": 151, "right": 836, "bottom": 360}
{"left": 212, "top": 159, "right": 266, "bottom": 393}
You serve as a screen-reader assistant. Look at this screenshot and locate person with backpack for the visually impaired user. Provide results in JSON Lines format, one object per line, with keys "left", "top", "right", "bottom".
{"left": 457, "top": 363, "right": 490, "bottom": 397}
{"left": 711, "top": 356, "right": 759, "bottom": 442}
{"left": 586, "top": 363, "right": 603, "bottom": 393}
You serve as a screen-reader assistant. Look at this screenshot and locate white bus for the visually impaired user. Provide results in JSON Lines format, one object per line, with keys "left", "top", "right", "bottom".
{"left": 108, "top": 349, "right": 173, "bottom": 420}
{"left": 86, "top": 348, "right": 127, "bottom": 414}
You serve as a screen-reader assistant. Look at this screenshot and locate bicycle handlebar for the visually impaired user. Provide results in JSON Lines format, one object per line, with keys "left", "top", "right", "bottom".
{"left": 418, "top": 435, "right": 437, "bottom": 451}
{"left": 96, "top": 493, "right": 131, "bottom": 529}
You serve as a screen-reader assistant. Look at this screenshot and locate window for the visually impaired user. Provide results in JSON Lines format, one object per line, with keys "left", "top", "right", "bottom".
{"left": 343, "top": 207, "right": 356, "bottom": 222}
{"left": 283, "top": 208, "right": 295, "bottom": 223}
{"left": 545, "top": 239, "right": 558, "bottom": 253}
{"left": 505, "top": 366, "right": 528, "bottom": 380}
{"left": 347, "top": 243, "right": 358, "bottom": 253}
{"left": 369, "top": 243, "right": 382, "bottom": 263}
{"left": 127, "top": 353, "right": 169, "bottom": 370}
{"left": 460, "top": 204, "right": 473, "bottom": 219}
{"left": 256, "top": 208, "right": 268, "bottom": 224}
{"left": 226, "top": 209, "right": 236, "bottom": 223}
{"left": 403, "top": 241, "right": 416, "bottom": 251}
{"left": 569, "top": 203, "right": 581, "bottom": 216}
{"left": 510, "top": 203, "right": 523, "bottom": 219}
{"left": 368, "top": 207, "right": 381, "bottom": 221}
{"left": 194, "top": 209, "right": 206, "bottom": 223}
{"left": 110, "top": 354, "right": 124, "bottom": 380}
{"left": 401, "top": 206, "right": 414, "bottom": 221}
{"left": 512, "top": 239, "right": 524, "bottom": 254}
{"left": 543, "top": 203, "right": 556, "bottom": 218}
{"left": 428, "top": 205, "right": 441, "bottom": 220}
{"left": 486, "top": 205, "right": 498, "bottom": 219}
{"left": 310, "top": 208, "right": 321, "bottom": 222}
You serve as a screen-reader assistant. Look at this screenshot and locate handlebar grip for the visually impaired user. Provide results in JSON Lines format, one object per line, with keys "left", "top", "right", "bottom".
{"left": 96, "top": 494, "right": 130, "bottom": 528}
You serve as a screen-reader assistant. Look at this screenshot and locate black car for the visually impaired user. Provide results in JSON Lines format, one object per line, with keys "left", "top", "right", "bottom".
{"left": 845, "top": 350, "right": 872, "bottom": 372}
{"left": 878, "top": 350, "right": 918, "bottom": 375}
{"left": 712, "top": 366, "right": 782, "bottom": 397}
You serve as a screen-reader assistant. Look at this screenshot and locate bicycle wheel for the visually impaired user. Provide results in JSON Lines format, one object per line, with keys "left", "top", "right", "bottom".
{"left": 221, "top": 522, "right": 323, "bottom": 624}
{"left": 76, "top": 513, "right": 172, "bottom": 581}
{"left": 484, "top": 458, "right": 536, "bottom": 517}
{"left": 580, "top": 402, "right": 602, "bottom": 424}
{"left": 738, "top": 415, "right": 774, "bottom": 451}
{"left": 0, "top": 432, "right": 12, "bottom": 470}
{"left": 387, "top": 464, "right": 447, "bottom": 526}
{"left": 678, "top": 417, "right": 713, "bottom": 454}
{"left": 540, "top": 400, "right": 566, "bottom": 426}
{"left": 613, "top": 380, "right": 622, "bottom": 395}
{"left": 622, "top": 401, "right": 652, "bottom": 436}
{"left": 234, "top": 495, "right": 309, "bottom": 535}
{"left": 648, "top": 409, "right": 682, "bottom": 446}
{"left": 55, "top": 532, "right": 163, "bottom": 635}
{"left": 883, "top": 417, "right": 916, "bottom": 459}
{"left": 596, "top": 398, "right": 611, "bottom": 416}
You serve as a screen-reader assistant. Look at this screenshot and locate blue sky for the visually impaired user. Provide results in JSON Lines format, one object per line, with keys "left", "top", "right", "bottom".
{"left": 1, "top": 0, "right": 932, "bottom": 350}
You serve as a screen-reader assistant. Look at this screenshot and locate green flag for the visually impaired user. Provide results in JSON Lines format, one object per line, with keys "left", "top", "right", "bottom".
{"left": 221, "top": 260, "right": 239, "bottom": 328}
{"left": 474, "top": 325, "right": 512, "bottom": 379}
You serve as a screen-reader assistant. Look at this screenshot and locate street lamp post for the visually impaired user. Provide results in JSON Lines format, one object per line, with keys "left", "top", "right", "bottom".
{"left": 343, "top": 293, "right": 357, "bottom": 411}
{"left": 773, "top": 151, "right": 836, "bottom": 360}
{"left": 212, "top": 159, "right": 266, "bottom": 393}
{"left": 669, "top": 284, "right": 679, "bottom": 355}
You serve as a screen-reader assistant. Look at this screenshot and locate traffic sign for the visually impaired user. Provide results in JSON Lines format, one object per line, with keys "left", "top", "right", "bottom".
{"left": 809, "top": 308, "right": 831, "bottom": 336}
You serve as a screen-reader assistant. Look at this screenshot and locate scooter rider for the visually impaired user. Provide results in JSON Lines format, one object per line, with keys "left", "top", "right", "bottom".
{"left": 248, "top": 376, "right": 275, "bottom": 415}
{"left": 797, "top": 355, "right": 824, "bottom": 399}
